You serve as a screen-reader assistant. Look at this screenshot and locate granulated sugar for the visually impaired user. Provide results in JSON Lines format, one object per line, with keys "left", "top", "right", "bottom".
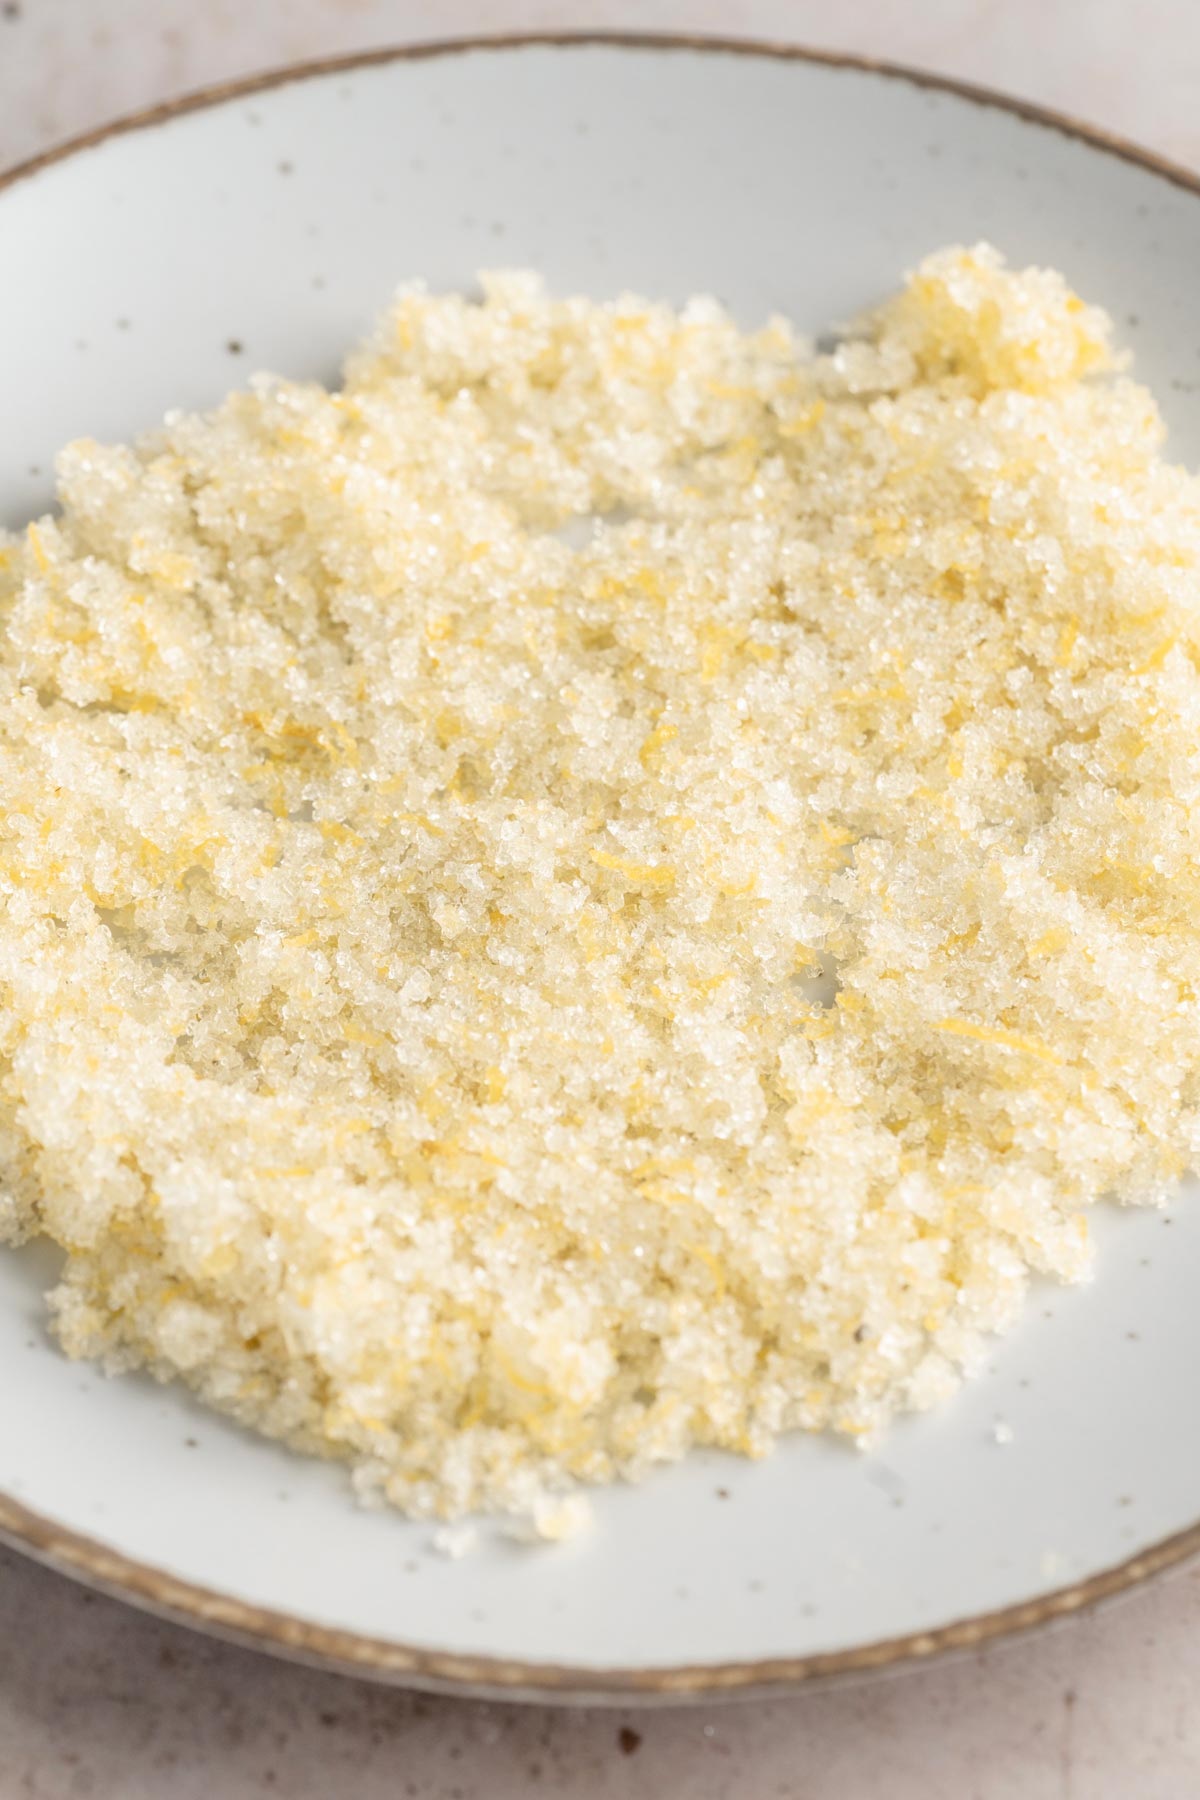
{"left": 2, "top": 246, "right": 1198, "bottom": 1526}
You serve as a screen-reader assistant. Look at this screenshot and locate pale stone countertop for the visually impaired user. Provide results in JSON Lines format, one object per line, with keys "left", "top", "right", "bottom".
{"left": 3, "top": 4, "right": 1200, "bottom": 1796}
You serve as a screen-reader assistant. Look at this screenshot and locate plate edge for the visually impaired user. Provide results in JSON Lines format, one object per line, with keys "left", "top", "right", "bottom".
{"left": 4, "top": 30, "right": 1200, "bottom": 202}
{"left": 2, "top": 1485, "right": 1198, "bottom": 1702}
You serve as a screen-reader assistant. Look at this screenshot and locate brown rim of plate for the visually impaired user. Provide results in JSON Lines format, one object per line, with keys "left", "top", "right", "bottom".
{"left": 2, "top": 29, "right": 1200, "bottom": 1703}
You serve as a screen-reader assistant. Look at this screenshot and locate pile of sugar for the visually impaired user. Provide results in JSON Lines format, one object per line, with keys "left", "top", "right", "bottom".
{"left": 3, "top": 244, "right": 1200, "bottom": 1528}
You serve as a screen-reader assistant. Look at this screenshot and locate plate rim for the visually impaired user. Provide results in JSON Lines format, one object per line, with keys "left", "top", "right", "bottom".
{"left": 3, "top": 27, "right": 1200, "bottom": 1701}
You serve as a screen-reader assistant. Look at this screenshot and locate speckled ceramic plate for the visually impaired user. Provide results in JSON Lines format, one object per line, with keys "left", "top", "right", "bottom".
{"left": 3, "top": 34, "right": 1200, "bottom": 1703}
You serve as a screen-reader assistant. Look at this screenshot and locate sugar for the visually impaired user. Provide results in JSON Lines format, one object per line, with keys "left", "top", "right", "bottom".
{"left": 431, "top": 1523, "right": 479, "bottom": 1559}
{"left": 0, "top": 245, "right": 1195, "bottom": 1523}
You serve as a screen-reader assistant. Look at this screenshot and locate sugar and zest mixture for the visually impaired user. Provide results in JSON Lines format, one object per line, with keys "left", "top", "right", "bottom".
{"left": 2, "top": 245, "right": 1199, "bottom": 1527}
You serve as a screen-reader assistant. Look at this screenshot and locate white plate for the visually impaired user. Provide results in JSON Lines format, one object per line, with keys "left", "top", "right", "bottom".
{"left": 3, "top": 35, "right": 1200, "bottom": 1702}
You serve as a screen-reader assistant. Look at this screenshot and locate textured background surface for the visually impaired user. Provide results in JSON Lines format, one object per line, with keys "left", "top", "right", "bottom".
{"left": 3, "top": 4, "right": 1200, "bottom": 1795}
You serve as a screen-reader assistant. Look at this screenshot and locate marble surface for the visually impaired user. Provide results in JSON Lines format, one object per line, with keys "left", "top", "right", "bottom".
{"left": 3, "top": 3, "right": 1200, "bottom": 1795}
